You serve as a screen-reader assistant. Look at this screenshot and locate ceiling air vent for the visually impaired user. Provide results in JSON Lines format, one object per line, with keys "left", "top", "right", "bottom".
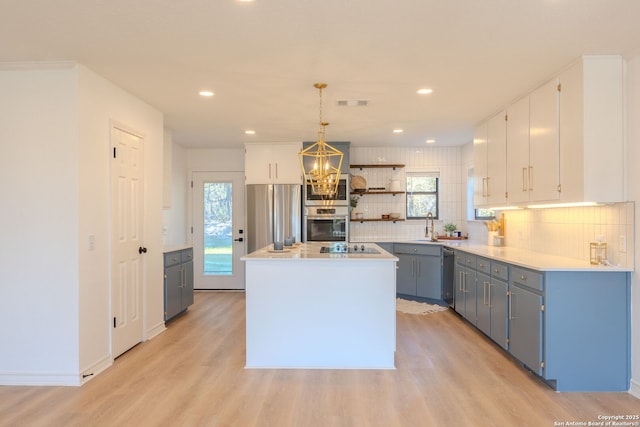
{"left": 336, "top": 99, "right": 369, "bottom": 107}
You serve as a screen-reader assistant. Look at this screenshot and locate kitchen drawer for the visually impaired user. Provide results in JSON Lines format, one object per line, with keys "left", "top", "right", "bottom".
{"left": 164, "top": 251, "right": 182, "bottom": 267}
{"left": 454, "top": 251, "right": 476, "bottom": 268}
{"left": 394, "top": 244, "right": 441, "bottom": 256}
{"left": 510, "top": 266, "right": 543, "bottom": 292}
{"left": 490, "top": 261, "right": 509, "bottom": 281}
{"left": 181, "top": 248, "right": 193, "bottom": 262}
{"left": 476, "top": 257, "right": 491, "bottom": 275}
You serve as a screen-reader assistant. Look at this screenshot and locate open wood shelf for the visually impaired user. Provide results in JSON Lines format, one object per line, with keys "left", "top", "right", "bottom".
{"left": 353, "top": 191, "right": 404, "bottom": 196}
{"left": 352, "top": 218, "right": 405, "bottom": 223}
{"left": 350, "top": 164, "right": 405, "bottom": 170}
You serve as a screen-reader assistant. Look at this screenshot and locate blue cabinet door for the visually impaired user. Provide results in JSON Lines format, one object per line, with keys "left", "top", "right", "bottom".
{"left": 491, "top": 278, "right": 509, "bottom": 350}
{"left": 416, "top": 255, "right": 442, "bottom": 299}
{"left": 396, "top": 254, "right": 417, "bottom": 296}
{"left": 509, "top": 284, "right": 543, "bottom": 375}
{"left": 164, "top": 263, "right": 182, "bottom": 320}
{"left": 476, "top": 271, "right": 491, "bottom": 336}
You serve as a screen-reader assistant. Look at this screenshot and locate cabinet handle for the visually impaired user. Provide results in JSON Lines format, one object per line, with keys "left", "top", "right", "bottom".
{"left": 462, "top": 272, "right": 467, "bottom": 292}
{"left": 485, "top": 176, "right": 490, "bottom": 197}
{"left": 522, "top": 167, "right": 528, "bottom": 192}
{"left": 529, "top": 166, "right": 533, "bottom": 191}
{"left": 269, "top": 163, "right": 272, "bottom": 179}
{"left": 479, "top": 262, "right": 484, "bottom": 268}
{"left": 416, "top": 259, "right": 420, "bottom": 277}
{"left": 275, "top": 163, "right": 279, "bottom": 179}
{"left": 459, "top": 271, "right": 464, "bottom": 292}
{"left": 482, "top": 177, "right": 487, "bottom": 197}
{"left": 483, "top": 281, "right": 488, "bottom": 306}
{"left": 520, "top": 274, "right": 526, "bottom": 281}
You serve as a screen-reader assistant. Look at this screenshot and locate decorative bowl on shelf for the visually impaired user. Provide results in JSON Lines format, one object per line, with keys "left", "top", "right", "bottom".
{"left": 389, "top": 212, "right": 401, "bottom": 219}
{"left": 381, "top": 214, "right": 390, "bottom": 220}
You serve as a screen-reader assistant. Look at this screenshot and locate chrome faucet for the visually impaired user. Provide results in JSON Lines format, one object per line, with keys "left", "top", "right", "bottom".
{"left": 425, "top": 212, "right": 437, "bottom": 241}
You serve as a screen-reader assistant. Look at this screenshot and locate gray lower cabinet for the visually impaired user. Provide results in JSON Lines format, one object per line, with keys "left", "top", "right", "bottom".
{"left": 164, "top": 248, "right": 194, "bottom": 321}
{"left": 394, "top": 244, "right": 443, "bottom": 300}
{"left": 476, "top": 257, "right": 509, "bottom": 349}
{"left": 454, "top": 252, "right": 477, "bottom": 323}
{"left": 453, "top": 248, "right": 630, "bottom": 392}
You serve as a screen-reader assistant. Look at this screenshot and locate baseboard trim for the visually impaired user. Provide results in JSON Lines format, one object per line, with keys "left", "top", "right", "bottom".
{"left": 629, "top": 378, "right": 640, "bottom": 399}
{"left": 146, "top": 321, "right": 166, "bottom": 341}
{"left": 0, "top": 371, "right": 81, "bottom": 386}
{"left": 80, "top": 355, "right": 112, "bottom": 385}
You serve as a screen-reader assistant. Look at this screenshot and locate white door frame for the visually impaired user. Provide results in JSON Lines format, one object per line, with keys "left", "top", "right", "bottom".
{"left": 191, "top": 171, "right": 246, "bottom": 290}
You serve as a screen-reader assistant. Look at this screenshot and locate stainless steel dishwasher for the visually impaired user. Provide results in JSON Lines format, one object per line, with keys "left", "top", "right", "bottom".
{"left": 442, "top": 247, "right": 454, "bottom": 307}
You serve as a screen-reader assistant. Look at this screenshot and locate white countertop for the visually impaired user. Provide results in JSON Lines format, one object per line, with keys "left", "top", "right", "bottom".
{"left": 389, "top": 239, "right": 632, "bottom": 272}
{"left": 241, "top": 242, "right": 398, "bottom": 262}
{"left": 163, "top": 245, "right": 193, "bottom": 253}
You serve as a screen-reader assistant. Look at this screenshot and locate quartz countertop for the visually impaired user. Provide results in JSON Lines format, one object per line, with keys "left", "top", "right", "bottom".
{"left": 241, "top": 242, "right": 398, "bottom": 262}
{"left": 355, "top": 238, "right": 632, "bottom": 272}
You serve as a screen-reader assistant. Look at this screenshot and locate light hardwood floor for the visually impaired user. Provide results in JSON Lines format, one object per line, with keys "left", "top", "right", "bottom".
{"left": 1, "top": 291, "right": 638, "bottom": 427}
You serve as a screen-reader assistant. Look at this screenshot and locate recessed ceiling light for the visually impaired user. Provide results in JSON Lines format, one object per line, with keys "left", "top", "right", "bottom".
{"left": 199, "top": 91, "right": 214, "bottom": 97}
{"left": 393, "top": 129, "right": 403, "bottom": 134}
{"left": 245, "top": 130, "right": 256, "bottom": 135}
{"left": 417, "top": 88, "right": 433, "bottom": 95}
{"left": 425, "top": 139, "right": 435, "bottom": 144}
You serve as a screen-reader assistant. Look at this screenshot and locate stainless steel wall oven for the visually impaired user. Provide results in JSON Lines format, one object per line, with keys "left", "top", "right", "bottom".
{"left": 303, "top": 206, "right": 349, "bottom": 242}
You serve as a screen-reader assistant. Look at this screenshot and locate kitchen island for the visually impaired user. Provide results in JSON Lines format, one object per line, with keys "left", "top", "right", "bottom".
{"left": 241, "top": 242, "right": 398, "bottom": 369}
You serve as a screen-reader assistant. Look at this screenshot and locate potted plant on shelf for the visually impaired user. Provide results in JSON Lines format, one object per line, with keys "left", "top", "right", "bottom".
{"left": 444, "top": 223, "right": 457, "bottom": 237}
{"left": 350, "top": 196, "right": 363, "bottom": 220}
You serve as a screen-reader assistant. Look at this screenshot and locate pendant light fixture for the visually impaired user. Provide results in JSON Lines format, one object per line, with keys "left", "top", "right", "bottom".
{"left": 299, "top": 83, "right": 344, "bottom": 196}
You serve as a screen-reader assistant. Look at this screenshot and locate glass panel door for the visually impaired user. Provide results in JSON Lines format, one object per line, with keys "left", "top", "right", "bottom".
{"left": 203, "top": 182, "right": 232, "bottom": 275}
{"left": 192, "top": 172, "right": 245, "bottom": 290}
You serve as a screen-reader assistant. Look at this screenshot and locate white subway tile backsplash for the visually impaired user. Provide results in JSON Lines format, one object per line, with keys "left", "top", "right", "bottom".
{"left": 349, "top": 145, "right": 634, "bottom": 268}
{"left": 500, "top": 202, "right": 635, "bottom": 268}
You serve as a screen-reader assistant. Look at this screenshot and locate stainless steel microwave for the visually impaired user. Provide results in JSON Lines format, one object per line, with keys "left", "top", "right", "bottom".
{"left": 303, "top": 175, "right": 349, "bottom": 206}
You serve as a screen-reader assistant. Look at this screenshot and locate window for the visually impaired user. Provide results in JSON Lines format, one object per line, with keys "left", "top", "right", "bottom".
{"left": 468, "top": 168, "right": 495, "bottom": 220}
{"left": 475, "top": 208, "right": 495, "bottom": 220}
{"left": 406, "top": 172, "right": 439, "bottom": 219}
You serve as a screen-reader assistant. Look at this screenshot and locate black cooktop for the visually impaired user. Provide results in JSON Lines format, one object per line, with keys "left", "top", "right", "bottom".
{"left": 320, "top": 244, "right": 380, "bottom": 254}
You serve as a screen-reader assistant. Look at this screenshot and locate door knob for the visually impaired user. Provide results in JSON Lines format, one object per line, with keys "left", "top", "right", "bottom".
{"left": 234, "top": 237, "right": 244, "bottom": 242}
{"left": 138, "top": 246, "right": 147, "bottom": 254}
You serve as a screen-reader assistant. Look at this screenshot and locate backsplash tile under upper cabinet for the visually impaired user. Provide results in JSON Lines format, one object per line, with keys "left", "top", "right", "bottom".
{"left": 500, "top": 202, "right": 634, "bottom": 268}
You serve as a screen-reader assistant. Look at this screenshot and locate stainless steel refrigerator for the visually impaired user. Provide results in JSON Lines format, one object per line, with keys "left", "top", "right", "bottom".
{"left": 246, "top": 184, "right": 302, "bottom": 253}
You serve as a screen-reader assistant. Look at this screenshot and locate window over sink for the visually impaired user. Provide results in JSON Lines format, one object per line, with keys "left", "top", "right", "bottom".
{"left": 406, "top": 172, "right": 439, "bottom": 220}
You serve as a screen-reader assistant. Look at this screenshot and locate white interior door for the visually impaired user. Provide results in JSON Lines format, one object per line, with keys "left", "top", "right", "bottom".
{"left": 192, "top": 171, "right": 246, "bottom": 290}
{"left": 111, "top": 126, "right": 144, "bottom": 358}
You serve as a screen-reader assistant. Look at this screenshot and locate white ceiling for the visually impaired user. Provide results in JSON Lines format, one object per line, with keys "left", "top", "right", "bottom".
{"left": 2, "top": 0, "right": 640, "bottom": 148}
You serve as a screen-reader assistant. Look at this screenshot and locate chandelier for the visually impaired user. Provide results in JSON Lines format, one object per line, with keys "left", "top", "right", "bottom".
{"left": 299, "top": 83, "right": 344, "bottom": 196}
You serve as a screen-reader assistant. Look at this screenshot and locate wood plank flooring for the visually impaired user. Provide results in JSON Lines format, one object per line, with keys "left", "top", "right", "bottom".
{"left": 1, "top": 291, "right": 638, "bottom": 426}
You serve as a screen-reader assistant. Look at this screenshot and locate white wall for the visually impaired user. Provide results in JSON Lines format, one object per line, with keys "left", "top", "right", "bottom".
{"left": 162, "top": 138, "right": 189, "bottom": 247}
{"left": 625, "top": 53, "right": 640, "bottom": 398}
{"left": 0, "top": 64, "right": 80, "bottom": 384}
{"left": 77, "top": 64, "right": 164, "bottom": 377}
{"left": 0, "top": 63, "right": 164, "bottom": 385}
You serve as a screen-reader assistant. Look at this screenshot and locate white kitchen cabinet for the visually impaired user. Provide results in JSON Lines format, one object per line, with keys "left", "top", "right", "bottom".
{"left": 506, "top": 80, "right": 560, "bottom": 204}
{"left": 244, "top": 142, "right": 302, "bottom": 184}
{"left": 473, "top": 111, "right": 507, "bottom": 207}
{"left": 557, "top": 56, "right": 624, "bottom": 203}
{"left": 505, "top": 96, "right": 530, "bottom": 204}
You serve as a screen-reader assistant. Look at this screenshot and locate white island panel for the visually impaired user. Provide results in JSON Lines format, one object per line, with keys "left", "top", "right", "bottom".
{"left": 245, "top": 251, "right": 396, "bottom": 369}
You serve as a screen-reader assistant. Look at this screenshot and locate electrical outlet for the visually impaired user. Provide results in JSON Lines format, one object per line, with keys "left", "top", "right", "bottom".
{"left": 619, "top": 235, "right": 627, "bottom": 253}
{"left": 88, "top": 235, "right": 95, "bottom": 251}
